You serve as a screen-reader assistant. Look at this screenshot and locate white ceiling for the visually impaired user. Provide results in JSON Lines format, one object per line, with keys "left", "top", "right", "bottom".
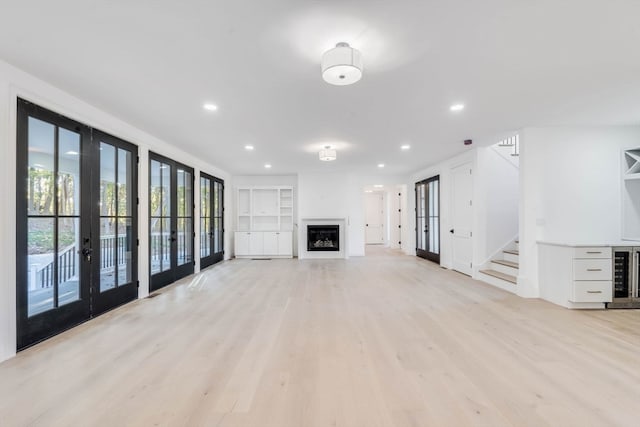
{"left": 1, "top": 0, "right": 639, "bottom": 176}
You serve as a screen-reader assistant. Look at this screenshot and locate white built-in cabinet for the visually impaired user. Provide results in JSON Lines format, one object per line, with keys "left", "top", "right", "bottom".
{"left": 622, "top": 147, "right": 640, "bottom": 241}
{"left": 538, "top": 243, "right": 613, "bottom": 308}
{"left": 235, "top": 187, "right": 293, "bottom": 258}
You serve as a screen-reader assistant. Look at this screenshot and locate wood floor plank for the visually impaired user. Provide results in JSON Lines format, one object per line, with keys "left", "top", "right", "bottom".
{"left": 1, "top": 246, "right": 640, "bottom": 426}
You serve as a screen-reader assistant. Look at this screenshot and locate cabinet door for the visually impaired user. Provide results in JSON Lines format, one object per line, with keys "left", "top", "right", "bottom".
{"left": 278, "top": 231, "right": 293, "bottom": 256}
{"left": 263, "top": 232, "right": 278, "bottom": 255}
{"left": 249, "top": 232, "right": 264, "bottom": 255}
{"left": 235, "top": 232, "right": 250, "bottom": 256}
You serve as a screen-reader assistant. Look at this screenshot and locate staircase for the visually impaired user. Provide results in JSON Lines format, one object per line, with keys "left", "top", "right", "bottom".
{"left": 478, "top": 240, "right": 519, "bottom": 292}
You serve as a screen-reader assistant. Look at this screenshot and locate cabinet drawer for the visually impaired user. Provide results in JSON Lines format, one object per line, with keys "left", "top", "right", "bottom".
{"left": 573, "top": 247, "right": 611, "bottom": 259}
{"left": 573, "top": 259, "right": 612, "bottom": 281}
{"left": 570, "top": 281, "right": 612, "bottom": 303}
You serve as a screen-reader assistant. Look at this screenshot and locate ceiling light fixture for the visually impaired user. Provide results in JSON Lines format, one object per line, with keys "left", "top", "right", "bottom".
{"left": 244, "top": 145, "right": 254, "bottom": 151}
{"left": 377, "top": 163, "right": 385, "bottom": 168}
{"left": 401, "top": 144, "right": 411, "bottom": 150}
{"left": 264, "top": 163, "right": 272, "bottom": 169}
{"left": 365, "top": 190, "right": 373, "bottom": 193}
{"left": 450, "top": 104, "right": 465, "bottom": 112}
{"left": 374, "top": 184, "right": 383, "bottom": 188}
{"left": 321, "top": 42, "right": 363, "bottom": 86}
{"left": 319, "top": 145, "right": 337, "bottom": 161}
{"left": 203, "top": 103, "right": 218, "bottom": 112}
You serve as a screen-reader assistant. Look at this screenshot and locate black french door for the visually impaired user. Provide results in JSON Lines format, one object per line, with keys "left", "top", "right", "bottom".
{"left": 415, "top": 175, "right": 440, "bottom": 263}
{"left": 16, "top": 99, "right": 138, "bottom": 350}
{"left": 200, "top": 172, "right": 224, "bottom": 269}
{"left": 149, "top": 152, "right": 194, "bottom": 291}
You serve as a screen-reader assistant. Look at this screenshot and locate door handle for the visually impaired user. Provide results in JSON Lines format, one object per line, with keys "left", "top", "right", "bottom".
{"left": 450, "top": 229, "right": 454, "bottom": 234}
{"left": 80, "top": 247, "right": 93, "bottom": 262}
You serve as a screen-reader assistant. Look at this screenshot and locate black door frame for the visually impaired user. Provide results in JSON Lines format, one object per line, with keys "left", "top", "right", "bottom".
{"left": 16, "top": 99, "right": 138, "bottom": 350}
{"left": 200, "top": 172, "right": 224, "bottom": 270}
{"left": 415, "top": 175, "right": 440, "bottom": 264}
{"left": 149, "top": 152, "right": 194, "bottom": 291}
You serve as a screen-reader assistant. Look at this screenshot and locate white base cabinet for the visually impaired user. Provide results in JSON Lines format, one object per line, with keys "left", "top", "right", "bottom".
{"left": 235, "top": 231, "right": 293, "bottom": 258}
{"left": 538, "top": 242, "right": 612, "bottom": 309}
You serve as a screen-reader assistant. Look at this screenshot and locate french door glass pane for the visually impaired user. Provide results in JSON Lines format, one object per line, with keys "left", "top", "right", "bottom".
{"left": 118, "top": 148, "right": 132, "bottom": 216}
{"left": 58, "top": 217, "right": 80, "bottom": 306}
{"left": 178, "top": 217, "right": 193, "bottom": 266}
{"left": 118, "top": 218, "right": 133, "bottom": 286}
{"left": 58, "top": 128, "right": 80, "bottom": 216}
{"left": 161, "top": 218, "right": 171, "bottom": 271}
{"left": 100, "top": 218, "right": 117, "bottom": 292}
{"left": 177, "top": 169, "right": 192, "bottom": 266}
{"left": 100, "top": 143, "right": 116, "bottom": 215}
{"left": 201, "top": 217, "right": 210, "bottom": 257}
{"left": 214, "top": 217, "right": 220, "bottom": 252}
{"left": 28, "top": 218, "right": 55, "bottom": 316}
{"left": 150, "top": 219, "right": 162, "bottom": 275}
{"left": 28, "top": 117, "right": 55, "bottom": 216}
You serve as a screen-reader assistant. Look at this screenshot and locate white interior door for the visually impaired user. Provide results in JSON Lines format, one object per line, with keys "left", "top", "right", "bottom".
{"left": 451, "top": 163, "right": 473, "bottom": 275}
{"left": 365, "top": 193, "right": 385, "bottom": 244}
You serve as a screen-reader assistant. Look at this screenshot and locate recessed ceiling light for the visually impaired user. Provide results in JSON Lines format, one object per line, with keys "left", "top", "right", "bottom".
{"left": 374, "top": 184, "right": 383, "bottom": 188}
{"left": 401, "top": 144, "right": 411, "bottom": 150}
{"left": 203, "top": 103, "right": 218, "bottom": 112}
{"left": 365, "top": 190, "right": 373, "bottom": 193}
{"left": 450, "top": 104, "right": 465, "bottom": 112}
{"left": 264, "top": 164, "right": 272, "bottom": 169}
{"left": 65, "top": 150, "right": 79, "bottom": 155}
{"left": 244, "top": 145, "right": 254, "bottom": 151}
{"left": 377, "top": 163, "right": 385, "bottom": 168}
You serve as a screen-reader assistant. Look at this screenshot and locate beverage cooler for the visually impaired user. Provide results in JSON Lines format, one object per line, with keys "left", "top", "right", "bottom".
{"left": 610, "top": 247, "right": 640, "bottom": 308}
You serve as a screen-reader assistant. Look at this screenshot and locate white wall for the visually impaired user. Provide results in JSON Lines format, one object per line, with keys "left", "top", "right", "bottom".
{"left": 0, "top": 59, "right": 231, "bottom": 362}
{"left": 232, "top": 175, "right": 298, "bottom": 256}
{"left": 519, "top": 126, "right": 640, "bottom": 297}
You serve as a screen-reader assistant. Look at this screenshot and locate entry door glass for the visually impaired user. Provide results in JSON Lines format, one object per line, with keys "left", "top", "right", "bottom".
{"left": 415, "top": 175, "right": 440, "bottom": 263}
{"left": 200, "top": 173, "right": 224, "bottom": 269}
{"left": 150, "top": 160, "right": 172, "bottom": 274}
{"left": 99, "top": 143, "right": 134, "bottom": 291}
{"left": 200, "top": 177, "right": 211, "bottom": 259}
{"left": 213, "top": 180, "right": 223, "bottom": 254}
{"left": 177, "top": 168, "right": 193, "bottom": 267}
{"left": 27, "top": 118, "right": 82, "bottom": 316}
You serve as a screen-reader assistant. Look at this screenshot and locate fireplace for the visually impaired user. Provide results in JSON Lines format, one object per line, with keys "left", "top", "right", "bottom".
{"left": 307, "top": 225, "right": 339, "bottom": 251}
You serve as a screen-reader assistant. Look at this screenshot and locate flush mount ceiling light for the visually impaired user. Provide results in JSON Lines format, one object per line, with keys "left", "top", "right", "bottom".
{"left": 450, "top": 103, "right": 465, "bottom": 112}
{"left": 321, "top": 42, "right": 363, "bottom": 86}
{"left": 203, "top": 103, "right": 218, "bottom": 112}
{"left": 264, "top": 163, "right": 272, "bottom": 169}
{"left": 244, "top": 145, "right": 254, "bottom": 151}
{"left": 377, "top": 163, "right": 385, "bottom": 168}
{"left": 319, "top": 145, "right": 337, "bottom": 161}
{"left": 401, "top": 144, "right": 411, "bottom": 150}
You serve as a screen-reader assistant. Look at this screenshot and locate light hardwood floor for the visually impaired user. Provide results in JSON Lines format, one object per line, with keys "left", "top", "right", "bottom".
{"left": 2, "top": 246, "right": 640, "bottom": 426}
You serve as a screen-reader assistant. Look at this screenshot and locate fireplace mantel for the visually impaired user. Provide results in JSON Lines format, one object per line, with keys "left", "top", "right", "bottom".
{"left": 299, "top": 217, "right": 348, "bottom": 259}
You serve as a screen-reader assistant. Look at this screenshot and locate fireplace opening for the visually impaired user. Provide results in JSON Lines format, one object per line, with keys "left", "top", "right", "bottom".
{"left": 307, "top": 225, "right": 339, "bottom": 251}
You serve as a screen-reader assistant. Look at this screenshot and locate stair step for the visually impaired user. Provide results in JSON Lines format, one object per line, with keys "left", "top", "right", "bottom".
{"left": 492, "top": 259, "right": 519, "bottom": 268}
{"left": 504, "top": 249, "right": 519, "bottom": 256}
{"left": 479, "top": 269, "right": 517, "bottom": 284}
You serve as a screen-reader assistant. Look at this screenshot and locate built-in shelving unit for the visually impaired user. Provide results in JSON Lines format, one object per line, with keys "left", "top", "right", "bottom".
{"left": 622, "top": 148, "right": 640, "bottom": 241}
{"left": 235, "top": 186, "right": 294, "bottom": 258}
